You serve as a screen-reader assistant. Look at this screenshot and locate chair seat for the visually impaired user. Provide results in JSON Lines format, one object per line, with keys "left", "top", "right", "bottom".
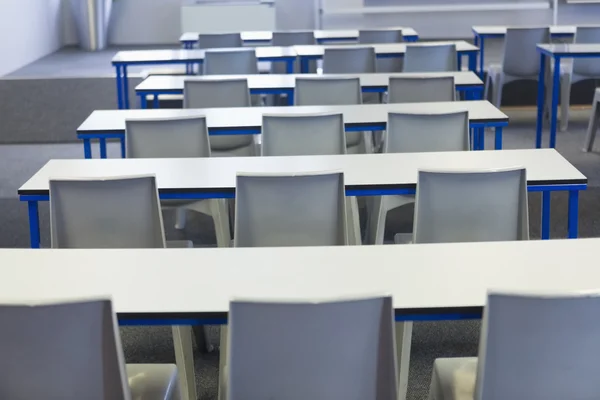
{"left": 429, "top": 357, "right": 477, "bottom": 400}
{"left": 127, "top": 363, "right": 181, "bottom": 400}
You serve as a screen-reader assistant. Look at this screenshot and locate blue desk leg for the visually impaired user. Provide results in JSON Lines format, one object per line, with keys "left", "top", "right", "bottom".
{"left": 535, "top": 53, "right": 547, "bottom": 148}
{"left": 28, "top": 201, "right": 40, "bottom": 248}
{"left": 286, "top": 59, "right": 294, "bottom": 74}
{"left": 549, "top": 56, "right": 561, "bottom": 149}
{"left": 115, "top": 65, "right": 124, "bottom": 109}
{"left": 463, "top": 89, "right": 471, "bottom": 101}
{"left": 495, "top": 127, "right": 503, "bottom": 149}
{"left": 139, "top": 94, "right": 147, "bottom": 109}
{"left": 468, "top": 52, "right": 476, "bottom": 73}
{"left": 300, "top": 57, "right": 309, "bottom": 73}
{"left": 153, "top": 95, "right": 159, "bottom": 109}
{"left": 99, "top": 138, "right": 107, "bottom": 159}
{"left": 83, "top": 138, "right": 92, "bottom": 159}
{"left": 286, "top": 89, "right": 294, "bottom": 105}
{"left": 541, "top": 191, "right": 551, "bottom": 240}
{"left": 123, "top": 65, "right": 130, "bottom": 109}
{"left": 471, "top": 128, "right": 478, "bottom": 150}
{"left": 568, "top": 190, "right": 579, "bottom": 239}
{"left": 478, "top": 36, "right": 485, "bottom": 79}
{"left": 120, "top": 137, "right": 126, "bottom": 158}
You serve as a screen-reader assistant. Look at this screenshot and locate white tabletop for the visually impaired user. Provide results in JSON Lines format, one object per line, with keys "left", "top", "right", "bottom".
{"left": 18, "top": 149, "right": 586, "bottom": 196}
{"left": 112, "top": 47, "right": 296, "bottom": 64}
{"left": 472, "top": 25, "right": 577, "bottom": 35}
{"left": 179, "top": 28, "right": 419, "bottom": 43}
{"left": 537, "top": 43, "right": 600, "bottom": 56}
{"left": 0, "top": 238, "right": 599, "bottom": 319}
{"left": 294, "top": 41, "right": 478, "bottom": 57}
{"left": 76, "top": 101, "right": 506, "bottom": 135}
{"left": 135, "top": 72, "right": 483, "bottom": 92}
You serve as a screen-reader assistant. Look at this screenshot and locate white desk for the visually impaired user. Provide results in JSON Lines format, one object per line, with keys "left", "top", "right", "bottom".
{"left": 535, "top": 44, "right": 600, "bottom": 149}
{"left": 134, "top": 71, "right": 484, "bottom": 107}
{"left": 112, "top": 47, "right": 297, "bottom": 110}
{"left": 471, "top": 25, "right": 576, "bottom": 77}
{"left": 76, "top": 100, "right": 507, "bottom": 159}
{"left": 294, "top": 41, "right": 480, "bottom": 73}
{"left": 19, "top": 149, "right": 586, "bottom": 247}
{"left": 179, "top": 28, "right": 420, "bottom": 48}
{"left": 2, "top": 238, "right": 600, "bottom": 321}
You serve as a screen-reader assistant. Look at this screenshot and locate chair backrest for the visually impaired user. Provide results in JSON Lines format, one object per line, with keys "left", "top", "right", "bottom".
{"left": 475, "top": 292, "right": 600, "bottom": 400}
{"left": 0, "top": 299, "right": 130, "bottom": 400}
{"left": 573, "top": 26, "right": 600, "bottom": 76}
{"left": 234, "top": 172, "right": 348, "bottom": 247}
{"left": 413, "top": 168, "right": 529, "bottom": 243}
{"left": 385, "top": 111, "right": 469, "bottom": 153}
{"left": 323, "top": 47, "right": 376, "bottom": 73}
{"left": 388, "top": 76, "right": 456, "bottom": 104}
{"left": 262, "top": 113, "right": 346, "bottom": 156}
{"left": 272, "top": 31, "right": 315, "bottom": 46}
{"left": 359, "top": 29, "right": 403, "bottom": 44}
{"left": 198, "top": 33, "right": 242, "bottom": 49}
{"left": 184, "top": 78, "right": 251, "bottom": 108}
{"left": 227, "top": 296, "right": 397, "bottom": 400}
{"left": 502, "top": 27, "right": 550, "bottom": 76}
{"left": 125, "top": 116, "right": 211, "bottom": 158}
{"left": 203, "top": 49, "right": 259, "bottom": 75}
{"left": 50, "top": 176, "right": 166, "bottom": 248}
{"left": 295, "top": 77, "right": 362, "bottom": 106}
{"left": 402, "top": 44, "right": 457, "bottom": 72}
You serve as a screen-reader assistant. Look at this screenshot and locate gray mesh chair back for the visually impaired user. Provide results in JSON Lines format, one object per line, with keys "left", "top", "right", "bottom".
{"left": 0, "top": 300, "right": 129, "bottom": 400}
{"left": 184, "top": 79, "right": 250, "bottom": 108}
{"left": 474, "top": 292, "right": 600, "bottom": 400}
{"left": 295, "top": 77, "right": 362, "bottom": 106}
{"left": 234, "top": 172, "right": 347, "bottom": 247}
{"left": 262, "top": 113, "right": 346, "bottom": 156}
{"left": 203, "top": 49, "right": 259, "bottom": 75}
{"left": 413, "top": 168, "right": 529, "bottom": 244}
{"left": 125, "top": 116, "right": 211, "bottom": 158}
{"left": 323, "top": 47, "right": 376, "bottom": 73}
{"left": 403, "top": 44, "right": 457, "bottom": 72}
{"left": 359, "top": 29, "right": 404, "bottom": 44}
{"left": 198, "top": 33, "right": 242, "bottom": 49}
{"left": 272, "top": 31, "right": 315, "bottom": 46}
{"left": 50, "top": 176, "right": 166, "bottom": 248}
{"left": 502, "top": 28, "right": 550, "bottom": 77}
{"left": 388, "top": 76, "right": 456, "bottom": 103}
{"left": 385, "top": 111, "right": 469, "bottom": 153}
{"left": 573, "top": 26, "right": 600, "bottom": 76}
{"left": 227, "top": 296, "right": 397, "bottom": 400}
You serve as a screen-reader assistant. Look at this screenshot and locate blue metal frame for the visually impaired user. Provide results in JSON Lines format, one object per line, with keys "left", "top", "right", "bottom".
{"left": 19, "top": 182, "right": 586, "bottom": 248}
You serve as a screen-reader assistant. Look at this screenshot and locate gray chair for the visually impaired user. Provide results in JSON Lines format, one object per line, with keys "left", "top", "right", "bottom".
{"left": 184, "top": 78, "right": 256, "bottom": 157}
{"left": 272, "top": 31, "right": 315, "bottom": 74}
{"left": 48, "top": 176, "right": 196, "bottom": 400}
{"left": 388, "top": 76, "right": 456, "bottom": 104}
{"left": 234, "top": 172, "right": 348, "bottom": 247}
{"left": 198, "top": 33, "right": 242, "bottom": 49}
{"left": 584, "top": 87, "right": 600, "bottom": 151}
{"left": 0, "top": 299, "right": 180, "bottom": 400}
{"left": 403, "top": 44, "right": 458, "bottom": 72}
{"left": 261, "top": 113, "right": 362, "bottom": 246}
{"left": 429, "top": 292, "right": 600, "bottom": 400}
{"left": 560, "top": 26, "right": 600, "bottom": 131}
{"left": 323, "top": 47, "right": 377, "bottom": 74}
{"left": 125, "top": 116, "right": 231, "bottom": 246}
{"left": 367, "top": 111, "right": 470, "bottom": 246}
{"left": 485, "top": 27, "right": 550, "bottom": 107}
{"left": 295, "top": 77, "right": 372, "bottom": 154}
{"left": 203, "top": 48, "right": 259, "bottom": 75}
{"left": 359, "top": 29, "right": 404, "bottom": 72}
{"left": 223, "top": 296, "right": 397, "bottom": 400}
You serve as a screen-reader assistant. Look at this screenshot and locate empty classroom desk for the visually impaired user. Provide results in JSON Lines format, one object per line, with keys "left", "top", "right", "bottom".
{"left": 76, "top": 100, "right": 507, "bottom": 159}
{"left": 179, "top": 28, "right": 420, "bottom": 48}
{"left": 18, "top": 149, "right": 586, "bottom": 247}
{"left": 536, "top": 44, "right": 600, "bottom": 149}
{"left": 471, "top": 25, "right": 576, "bottom": 77}
{"left": 112, "top": 48, "right": 297, "bottom": 109}
{"left": 134, "top": 71, "right": 485, "bottom": 107}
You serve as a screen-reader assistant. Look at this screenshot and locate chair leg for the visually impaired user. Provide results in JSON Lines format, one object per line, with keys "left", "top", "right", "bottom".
{"left": 172, "top": 326, "right": 197, "bottom": 400}
{"left": 346, "top": 197, "right": 362, "bottom": 245}
{"left": 217, "top": 325, "right": 228, "bottom": 400}
{"left": 175, "top": 208, "right": 187, "bottom": 230}
{"left": 210, "top": 199, "right": 232, "bottom": 248}
{"left": 560, "top": 74, "right": 572, "bottom": 132}
{"left": 396, "top": 321, "right": 413, "bottom": 400}
{"left": 584, "top": 91, "right": 600, "bottom": 152}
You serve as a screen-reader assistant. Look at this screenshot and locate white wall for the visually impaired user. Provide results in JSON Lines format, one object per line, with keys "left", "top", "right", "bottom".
{"left": 0, "top": 0, "right": 63, "bottom": 76}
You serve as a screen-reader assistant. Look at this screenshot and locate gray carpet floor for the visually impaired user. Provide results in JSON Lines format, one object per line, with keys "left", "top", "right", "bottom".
{"left": 3, "top": 41, "right": 600, "bottom": 400}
